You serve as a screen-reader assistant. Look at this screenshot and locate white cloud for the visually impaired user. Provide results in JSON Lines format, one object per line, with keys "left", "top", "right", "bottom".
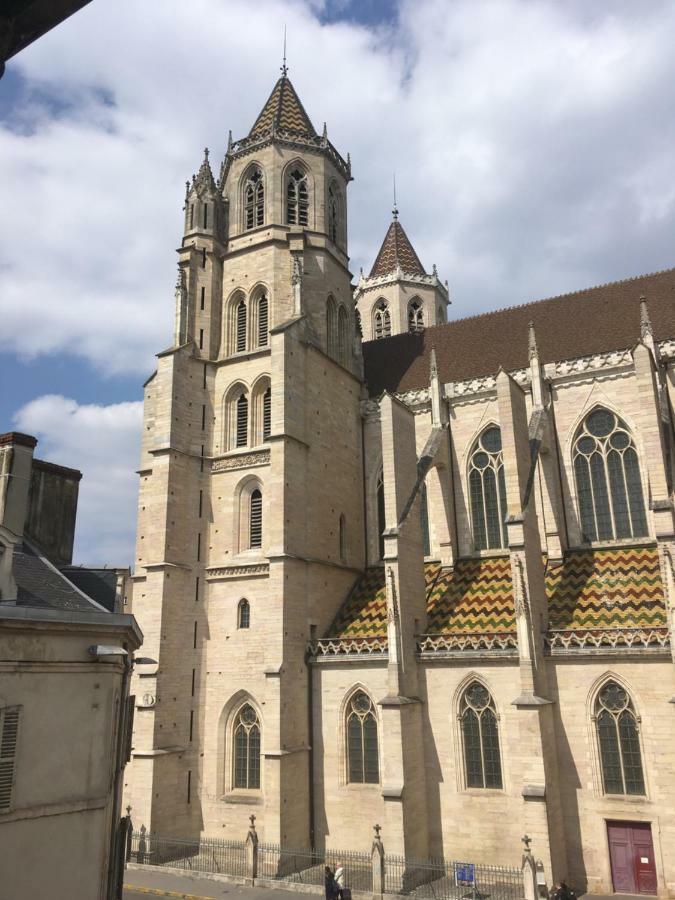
{"left": 2, "top": 0, "right": 674, "bottom": 379}
{"left": 13, "top": 395, "right": 143, "bottom": 564}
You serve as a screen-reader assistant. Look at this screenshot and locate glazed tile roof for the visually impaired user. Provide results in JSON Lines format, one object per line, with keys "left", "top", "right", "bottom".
{"left": 249, "top": 75, "right": 317, "bottom": 139}
{"left": 369, "top": 216, "right": 426, "bottom": 278}
{"left": 363, "top": 267, "right": 675, "bottom": 396}
{"left": 326, "top": 547, "right": 667, "bottom": 640}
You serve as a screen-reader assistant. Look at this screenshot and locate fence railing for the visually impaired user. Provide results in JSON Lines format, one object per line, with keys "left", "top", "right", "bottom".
{"left": 384, "top": 853, "right": 522, "bottom": 900}
{"left": 129, "top": 831, "right": 247, "bottom": 877}
{"left": 127, "top": 820, "right": 530, "bottom": 900}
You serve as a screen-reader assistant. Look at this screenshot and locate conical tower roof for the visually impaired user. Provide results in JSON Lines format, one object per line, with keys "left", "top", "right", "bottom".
{"left": 369, "top": 211, "right": 426, "bottom": 278}
{"left": 249, "top": 74, "right": 317, "bottom": 139}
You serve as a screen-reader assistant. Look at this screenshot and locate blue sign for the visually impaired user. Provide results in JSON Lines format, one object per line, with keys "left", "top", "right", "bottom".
{"left": 455, "top": 863, "right": 476, "bottom": 886}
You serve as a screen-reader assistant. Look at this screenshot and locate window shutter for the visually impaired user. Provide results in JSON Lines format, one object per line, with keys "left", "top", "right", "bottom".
{"left": 250, "top": 490, "right": 263, "bottom": 549}
{"left": 0, "top": 706, "right": 20, "bottom": 813}
{"left": 263, "top": 388, "right": 271, "bottom": 441}
{"left": 123, "top": 696, "right": 135, "bottom": 765}
{"left": 236, "top": 301, "right": 247, "bottom": 352}
{"left": 236, "top": 394, "right": 248, "bottom": 448}
{"left": 258, "top": 295, "right": 268, "bottom": 347}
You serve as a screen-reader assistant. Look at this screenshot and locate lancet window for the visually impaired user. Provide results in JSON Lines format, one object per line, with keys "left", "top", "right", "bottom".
{"left": 573, "top": 408, "right": 648, "bottom": 543}
{"left": 595, "top": 681, "right": 644, "bottom": 795}
{"left": 249, "top": 489, "right": 263, "bottom": 549}
{"left": 373, "top": 300, "right": 391, "bottom": 340}
{"left": 236, "top": 299, "right": 247, "bottom": 352}
{"left": 233, "top": 703, "right": 261, "bottom": 789}
{"left": 257, "top": 293, "right": 269, "bottom": 348}
{"left": 346, "top": 691, "right": 379, "bottom": 784}
{"left": 244, "top": 168, "right": 264, "bottom": 230}
{"left": 460, "top": 682, "right": 502, "bottom": 789}
{"left": 237, "top": 598, "right": 250, "bottom": 629}
{"left": 469, "top": 426, "right": 508, "bottom": 551}
{"left": 286, "top": 169, "right": 309, "bottom": 226}
{"left": 236, "top": 393, "right": 248, "bottom": 448}
{"left": 328, "top": 182, "right": 340, "bottom": 243}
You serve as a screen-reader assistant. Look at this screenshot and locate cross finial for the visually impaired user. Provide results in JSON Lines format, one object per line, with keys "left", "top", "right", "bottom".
{"left": 374, "top": 823, "right": 382, "bottom": 840}
{"left": 281, "top": 24, "right": 288, "bottom": 76}
{"left": 126, "top": 804, "right": 132, "bottom": 817}
{"left": 203, "top": 147, "right": 209, "bottom": 160}
{"left": 522, "top": 834, "right": 532, "bottom": 852}
{"left": 249, "top": 814, "right": 256, "bottom": 829}
{"left": 392, "top": 173, "right": 398, "bottom": 220}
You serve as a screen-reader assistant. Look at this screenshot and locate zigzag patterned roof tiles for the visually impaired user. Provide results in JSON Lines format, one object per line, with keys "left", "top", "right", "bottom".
{"left": 326, "top": 547, "right": 667, "bottom": 641}
{"left": 369, "top": 217, "right": 427, "bottom": 278}
{"left": 249, "top": 75, "right": 317, "bottom": 139}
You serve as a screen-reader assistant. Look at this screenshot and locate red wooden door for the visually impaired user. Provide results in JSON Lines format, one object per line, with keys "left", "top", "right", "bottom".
{"left": 607, "top": 821, "right": 657, "bottom": 895}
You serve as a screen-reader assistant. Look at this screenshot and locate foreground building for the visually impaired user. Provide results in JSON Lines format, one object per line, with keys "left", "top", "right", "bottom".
{"left": 0, "top": 431, "right": 141, "bottom": 900}
{"left": 124, "top": 71, "right": 675, "bottom": 897}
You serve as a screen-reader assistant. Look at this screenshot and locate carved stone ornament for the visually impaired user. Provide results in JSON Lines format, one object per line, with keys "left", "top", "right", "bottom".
{"left": 212, "top": 449, "right": 270, "bottom": 473}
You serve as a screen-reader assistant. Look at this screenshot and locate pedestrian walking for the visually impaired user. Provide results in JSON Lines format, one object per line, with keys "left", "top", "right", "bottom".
{"left": 334, "top": 863, "right": 345, "bottom": 900}
{"left": 325, "top": 865, "right": 336, "bottom": 900}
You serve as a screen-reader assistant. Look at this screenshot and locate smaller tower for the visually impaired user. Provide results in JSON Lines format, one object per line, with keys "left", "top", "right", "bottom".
{"left": 354, "top": 206, "right": 449, "bottom": 341}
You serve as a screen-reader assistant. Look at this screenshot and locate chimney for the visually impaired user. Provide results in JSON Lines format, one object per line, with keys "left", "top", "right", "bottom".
{"left": 0, "top": 432, "right": 37, "bottom": 600}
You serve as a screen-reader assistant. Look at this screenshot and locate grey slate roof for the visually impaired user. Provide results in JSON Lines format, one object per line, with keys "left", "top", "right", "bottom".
{"left": 10, "top": 540, "right": 108, "bottom": 613}
{"left": 60, "top": 566, "right": 120, "bottom": 613}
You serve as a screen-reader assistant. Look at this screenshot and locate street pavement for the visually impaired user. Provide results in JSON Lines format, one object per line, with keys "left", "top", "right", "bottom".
{"left": 124, "top": 867, "right": 307, "bottom": 900}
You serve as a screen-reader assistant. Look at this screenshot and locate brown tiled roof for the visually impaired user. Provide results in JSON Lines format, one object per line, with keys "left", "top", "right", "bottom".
{"left": 369, "top": 216, "right": 426, "bottom": 277}
{"left": 249, "top": 75, "right": 317, "bottom": 139}
{"left": 363, "top": 267, "right": 675, "bottom": 396}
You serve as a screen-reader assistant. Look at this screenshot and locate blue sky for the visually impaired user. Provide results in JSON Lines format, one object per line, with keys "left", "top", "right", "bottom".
{"left": 2, "top": 0, "right": 675, "bottom": 564}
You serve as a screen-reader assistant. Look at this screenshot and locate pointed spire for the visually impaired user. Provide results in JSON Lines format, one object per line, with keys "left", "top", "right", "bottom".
{"left": 227, "top": 129, "right": 233, "bottom": 152}
{"left": 369, "top": 213, "right": 426, "bottom": 278}
{"left": 321, "top": 121, "right": 328, "bottom": 147}
{"left": 248, "top": 73, "right": 316, "bottom": 139}
{"left": 192, "top": 147, "right": 216, "bottom": 196}
{"left": 528, "top": 320, "right": 538, "bottom": 360}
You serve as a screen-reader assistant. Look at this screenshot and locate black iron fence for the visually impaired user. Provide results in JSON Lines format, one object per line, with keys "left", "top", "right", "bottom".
{"left": 257, "top": 844, "right": 373, "bottom": 891}
{"left": 385, "top": 854, "right": 522, "bottom": 900}
{"left": 129, "top": 831, "right": 247, "bottom": 877}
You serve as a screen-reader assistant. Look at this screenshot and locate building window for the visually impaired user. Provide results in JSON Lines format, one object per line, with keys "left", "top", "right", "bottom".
{"left": 287, "top": 169, "right": 309, "bottom": 226}
{"left": 420, "top": 481, "right": 430, "bottom": 557}
{"left": 338, "top": 305, "right": 349, "bottom": 365}
{"left": 236, "top": 393, "right": 248, "bottom": 448}
{"left": 328, "top": 182, "right": 340, "bottom": 243}
{"left": 408, "top": 299, "right": 424, "bottom": 332}
{"left": 573, "top": 408, "right": 648, "bottom": 543}
{"left": 233, "top": 703, "right": 261, "bottom": 789}
{"left": 595, "top": 681, "right": 645, "bottom": 796}
{"left": 257, "top": 293, "right": 269, "bottom": 348}
{"left": 250, "top": 489, "right": 262, "bottom": 549}
{"left": 237, "top": 598, "right": 250, "bottom": 629}
{"left": 469, "top": 426, "right": 508, "bottom": 551}
{"left": 373, "top": 300, "right": 391, "bottom": 340}
{"left": 0, "top": 706, "right": 20, "bottom": 813}
{"left": 346, "top": 691, "right": 379, "bottom": 784}
{"left": 327, "top": 296, "right": 337, "bottom": 358}
{"left": 236, "top": 299, "right": 247, "bottom": 353}
{"left": 460, "top": 682, "right": 502, "bottom": 789}
{"left": 244, "top": 167, "right": 264, "bottom": 230}
{"left": 263, "top": 387, "right": 271, "bottom": 441}
{"left": 377, "top": 471, "right": 385, "bottom": 560}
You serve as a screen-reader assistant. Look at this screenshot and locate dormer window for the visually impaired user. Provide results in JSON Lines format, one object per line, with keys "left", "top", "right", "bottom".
{"left": 287, "top": 169, "right": 309, "bottom": 226}
{"left": 244, "top": 168, "right": 264, "bottom": 230}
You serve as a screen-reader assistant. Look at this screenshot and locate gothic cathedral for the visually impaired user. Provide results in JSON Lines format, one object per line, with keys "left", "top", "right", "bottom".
{"left": 125, "top": 71, "right": 675, "bottom": 898}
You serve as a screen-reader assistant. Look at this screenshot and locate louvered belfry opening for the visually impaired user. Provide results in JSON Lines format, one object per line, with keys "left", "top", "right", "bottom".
{"left": 287, "top": 169, "right": 309, "bottom": 226}
{"left": 249, "top": 489, "right": 263, "bottom": 548}
{"left": 236, "top": 299, "right": 247, "bottom": 353}
{"left": 263, "top": 387, "right": 271, "bottom": 441}
{"left": 236, "top": 393, "right": 248, "bottom": 448}
{"left": 258, "top": 294, "right": 269, "bottom": 347}
{"left": 0, "top": 706, "right": 20, "bottom": 813}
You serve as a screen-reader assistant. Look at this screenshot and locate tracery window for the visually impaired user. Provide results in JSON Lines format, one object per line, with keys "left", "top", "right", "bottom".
{"left": 328, "top": 182, "right": 340, "bottom": 243}
{"left": 244, "top": 167, "right": 264, "bottom": 230}
{"left": 237, "top": 598, "right": 250, "bottom": 629}
{"left": 233, "top": 703, "right": 261, "bottom": 789}
{"left": 338, "top": 305, "right": 349, "bottom": 365}
{"left": 408, "top": 299, "right": 424, "bottom": 333}
{"left": 346, "top": 691, "right": 379, "bottom": 784}
{"left": 469, "top": 427, "right": 508, "bottom": 551}
{"left": 249, "top": 489, "right": 263, "bottom": 549}
{"left": 460, "top": 682, "right": 502, "bottom": 789}
{"left": 573, "top": 408, "right": 648, "bottom": 543}
{"left": 595, "top": 681, "right": 644, "bottom": 796}
{"left": 287, "top": 169, "right": 309, "bottom": 226}
{"left": 373, "top": 300, "right": 391, "bottom": 340}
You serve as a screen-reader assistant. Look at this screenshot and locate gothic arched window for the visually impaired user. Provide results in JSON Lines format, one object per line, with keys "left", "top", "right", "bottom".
{"left": 328, "top": 182, "right": 340, "bottom": 243}
{"left": 595, "top": 681, "right": 644, "bottom": 795}
{"left": 225, "top": 385, "right": 249, "bottom": 451}
{"left": 236, "top": 298, "right": 247, "bottom": 353}
{"left": 263, "top": 387, "right": 271, "bottom": 442}
{"left": 460, "top": 682, "right": 502, "bottom": 789}
{"left": 249, "top": 489, "right": 263, "bottom": 549}
{"left": 573, "top": 408, "right": 648, "bottom": 543}
{"left": 469, "top": 426, "right": 508, "bottom": 551}
{"left": 237, "top": 598, "right": 250, "bottom": 629}
{"left": 327, "top": 296, "right": 337, "bottom": 358}
{"left": 408, "top": 299, "right": 424, "bottom": 333}
{"left": 256, "top": 293, "right": 269, "bottom": 348}
{"left": 233, "top": 703, "right": 261, "bottom": 789}
{"left": 346, "top": 691, "right": 379, "bottom": 784}
{"left": 338, "top": 305, "right": 349, "bottom": 365}
{"left": 244, "top": 167, "right": 264, "bottom": 230}
{"left": 287, "top": 169, "right": 309, "bottom": 226}
{"left": 376, "top": 471, "right": 385, "bottom": 560}
{"left": 373, "top": 300, "right": 391, "bottom": 340}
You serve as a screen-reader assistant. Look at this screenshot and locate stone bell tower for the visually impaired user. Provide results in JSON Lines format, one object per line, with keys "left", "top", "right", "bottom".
{"left": 125, "top": 68, "right": 366, "bottom": 846}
